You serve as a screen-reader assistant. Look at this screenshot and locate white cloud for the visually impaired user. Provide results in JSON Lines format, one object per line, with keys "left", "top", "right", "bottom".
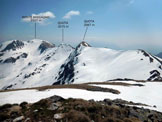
{"left": 86, "top": 11, "right": 93, "bottom": 15}
{"left": 63, "top": 11, "right": 80, "bottom": 19}
{"left": 22, "top": 11, "right": 55, "bottom": 25}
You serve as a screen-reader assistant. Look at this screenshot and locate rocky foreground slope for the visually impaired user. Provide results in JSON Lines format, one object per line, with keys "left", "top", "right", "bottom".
{"left": 0, "top": 95, "right": 162, "bottom": 122}
{"left": 0, "top": 39, "right": 161, "bottom": 90}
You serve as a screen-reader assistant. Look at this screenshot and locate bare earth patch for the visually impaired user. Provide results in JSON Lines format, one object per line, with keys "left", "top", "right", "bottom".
{"left": 0, "top": 83, "right": 120, "bottom": 94}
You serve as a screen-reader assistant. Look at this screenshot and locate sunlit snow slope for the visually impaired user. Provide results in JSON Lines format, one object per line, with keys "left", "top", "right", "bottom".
{"left": 55, "top": 42, "right": 162, "bottom": 84}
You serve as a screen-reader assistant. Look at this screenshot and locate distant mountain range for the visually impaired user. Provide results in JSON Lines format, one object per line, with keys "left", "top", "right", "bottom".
{"left": 157, "top": 52, "right": 162, "bottom": 58}
{"left": 0, "top": 39, "right": 161, "bottom": 90}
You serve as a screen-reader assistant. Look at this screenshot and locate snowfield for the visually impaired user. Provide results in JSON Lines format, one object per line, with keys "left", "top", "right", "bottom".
{"left": 90, "top": 81, "right": 162, "bottom": 112}
{"left": 0, "top": 89, "right": 117, "bottom": 105}
{"left": 0, "top": 81, "right": 162, "bottom": 112}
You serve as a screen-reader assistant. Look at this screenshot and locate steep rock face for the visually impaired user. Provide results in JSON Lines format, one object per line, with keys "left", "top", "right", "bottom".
{"left": 53, "top": 58, "right": 75, "bottom": 85}
{"left": 38, "top": 41, "right": 55, "bottom": 54}
{"left": 1, "top": 40, "right": 24, "bottom": 52}
{"left": 53, "top": 42, "right": 85, "bottom": 85}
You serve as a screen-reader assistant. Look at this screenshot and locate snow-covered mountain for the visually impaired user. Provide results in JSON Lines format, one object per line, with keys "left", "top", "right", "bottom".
{"left": 0, "top": 39, "right": 161, "bottom": 89}
{"left": 0, "top": 39, "right": 74, "bottom": 89}
{"left": 55, "top": 41, "right": 162, "bottom": 84}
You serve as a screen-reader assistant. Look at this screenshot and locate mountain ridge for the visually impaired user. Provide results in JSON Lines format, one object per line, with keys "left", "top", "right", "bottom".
{"left": 0, "top": 39, "right": 161, "bottom": 90}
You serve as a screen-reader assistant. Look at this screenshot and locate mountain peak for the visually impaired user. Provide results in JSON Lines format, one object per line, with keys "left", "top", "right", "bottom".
{"left": 58, "top": 43, "right": 74, "bottom": 49}
{"left": 55, "top": 43, "right": 74, "bottom": 53}
{"left": 79, "top": 41, "right": 91, "bottom": 47}
{"left": 38, "top": 41, "right": 55, "bottom": 54}
{"left": 75, "top": 41, "right": 91, "bottom": 52}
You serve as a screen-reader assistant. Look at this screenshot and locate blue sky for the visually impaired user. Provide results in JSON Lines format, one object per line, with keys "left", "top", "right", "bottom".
{"left": 0, "top": 0, "right": 162, "bottom": 54}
